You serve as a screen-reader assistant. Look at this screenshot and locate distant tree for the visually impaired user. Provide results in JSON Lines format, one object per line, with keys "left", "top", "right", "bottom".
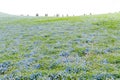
{"left": 56, "top": 14, "right": 59, "bottom": 17}
{"left": 45, "top": 14, "right": 48, "bottom": 17}
{"left": 84, "top": 14, "right": 86, "bottom": 16}
{"left": 90, "top": 13, "right": 92, "bottom": 15}
{"left": 36, "top": 13, "right": 39, "bottom": 16}
{"left": 62, "top": 14, "right": 64, "bottom": 17}
{"left": 27, "top": 14, "right": 29, "bottom": 16}
{"left": 66, "top": 14, "right": 68, "bottom": 17}
{"left": 20, "top": 14, "right": 24, "bottom": 16}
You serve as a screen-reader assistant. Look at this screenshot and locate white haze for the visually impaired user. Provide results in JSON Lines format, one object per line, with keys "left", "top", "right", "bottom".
{"left": 0, "top": 0, "right": 120, "bottom": 16}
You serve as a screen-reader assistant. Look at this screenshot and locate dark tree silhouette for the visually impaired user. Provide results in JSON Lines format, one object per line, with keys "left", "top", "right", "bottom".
{"left": 56, "top": 14, "right": 59, "bottom": 17}
{"left": 90, "top": 13, "right": 92, "bottom": 15}
{"left": 36, "top": 13, "right": 39, "bottom": 16}
{"left": 45, "top": 14, "right": 48, "bottom": 17}
{"left": 20, "top": 14, "right": 24, "bottom": 16}
{"left": 66, "top": 14, "right": 68, "bottom": 17}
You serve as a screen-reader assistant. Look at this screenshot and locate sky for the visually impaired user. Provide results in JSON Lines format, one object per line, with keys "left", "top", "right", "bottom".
{"left": 0, "top": 0, "right": 120, "bottom": 16}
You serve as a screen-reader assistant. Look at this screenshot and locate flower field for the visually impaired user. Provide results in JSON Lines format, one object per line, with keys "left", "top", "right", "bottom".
{"left": 0, "top": 12, "right": 120, "bottom": 80}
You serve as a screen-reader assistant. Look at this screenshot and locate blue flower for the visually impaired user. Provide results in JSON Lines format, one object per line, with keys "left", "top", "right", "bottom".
{"left": 34, "top": 64, "right": 41, "bottom": 69}
{"left": 65, "top": 67, "right": 73, "bottom": 73}
{"left": 59, "top": 51, "right": 69, "bottom": 57}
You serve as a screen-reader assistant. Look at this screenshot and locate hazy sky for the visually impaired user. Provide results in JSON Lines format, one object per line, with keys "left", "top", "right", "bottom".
{"left": 0, "top": 0, "right": 120, "bottom": 16}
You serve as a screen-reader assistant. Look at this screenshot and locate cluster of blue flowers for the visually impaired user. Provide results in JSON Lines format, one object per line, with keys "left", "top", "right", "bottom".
{"left": 0, "top": 61, "right": 11, "bottom": 75}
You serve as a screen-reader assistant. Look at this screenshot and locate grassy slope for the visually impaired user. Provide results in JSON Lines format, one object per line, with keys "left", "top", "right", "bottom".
{"left": 0, "top": 13, "right": 120, "bottom": 79}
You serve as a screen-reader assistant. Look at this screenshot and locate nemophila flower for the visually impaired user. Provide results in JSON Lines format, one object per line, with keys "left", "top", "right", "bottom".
{"left": 27, "top": 58, "right": 36, "bottom": 62}
{"left": 101, "top": 59, "right": 108, "bottom": 64}
{"left": 2, "top": 61, "right": 11, "bottom": 67}
{"left": 86, "top": 38, "right": 92, "bottom": 43}
{"left": 3, "top": 75, "right": 6, "bottom": 79}
{"left": 14, "top": 38, "right": 20, "bottom": 45}
{"left": 104, "top": 48, "right": 112, "bottom": 54}
{"left": 3, "top": 74, "right": 9, "bottom": 80}
{"left": 73, "top": 38, "right": 81, "bottom": 44}
{"left": 30, "top": 51, "right": 37, "bottom": 56}
{"left": 33, "top": 64, "right": 41, "bottom": 69}
{"left": 1, "top": 44, "right": 6, "bottom": 48}
{"left": 68, "top": 47, "right": 74, "bottom": 52}
{"left": 12, "top": 69, "right": 21, "bottom": 75}
{"left": 93, "top": 73, "right": 114, "bottom": 80}
{"left": 65, "top": 67, "right": 73, "bottom": 73}
{"left": 59, "top": 51, "right": 70, "bottom": 57}
{"left": 0, "top": 67, "right": 7, "bottom": 74}
{"left": 30, "top": 74, "right": 37, "bottom": 80}
{"left": 112, "top": 48, "right": 120, "bottom": 56}
{"left": 15, "top": 76, "right": 21, "bottom": 80}
{"left": 54, "top": 74, "right": 62, "bottom": 80}
{"left": 55, "top": 59, "right": 61, "bottom": 64}
{"left": 24, "top": 54, "right": 30, "bottom": 57}
{"left": 33, "top": 41, "right": 39, "bottom": 45}
{"left": 3, "top": 74, "right": 17, "bottom": 80}
{"left": 16, "top": 58, "right": 36, "bottom": 70}
{"left": 94, "top": 49, "right": 103, "bottom": 54}
{"left": 81, "top": 33, "right": 87, "bottom": 37}
{"left": 81, "top": 60, "right": 87, "bottom": 69}
{"left": 113, "top": 47, "right": 120, "bottom": 51}
{"left": 74, "top": 68, "right": 80, "bottom": 73}
{"left": 56, "top": 41, "right": 61, "bottom": 44}
{"left": 49, "top": 62, "right": 58, "bottom": 69}
{"left": 24, "top": 64, "right": 30, "bottom": 70}
{"left": 75, "top": 56, "right": 80, "bottom": 64}
{"left": 89, "top": 34, "right": 96, "bottom": 37}
{"left": 82, "top": 48, "right": 89, "bottom": 55}
{"left": 22, "top": 76, "right": 29, "bottom": 80}
{"left": 35, "top": 72, "right": 42, "bottom": 78}
{"left": 105, "top": 74, "right": 114, "bottom": 79}
{"left": 48, "top": 74, "right": 56, "bottom": 80}
{"left": 0, "top": 50, "right": 5, "bottom": 54}
{"left": 0, "top": 61, "right": 11, "bottom": 74}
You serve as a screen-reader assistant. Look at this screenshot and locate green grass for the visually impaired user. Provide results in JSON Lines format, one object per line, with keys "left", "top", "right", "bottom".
{"left": 0, "top": 12, "right": 120, "bottom": 80}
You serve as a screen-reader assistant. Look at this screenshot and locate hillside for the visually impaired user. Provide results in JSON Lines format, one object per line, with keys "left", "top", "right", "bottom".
{"left": 0, "top": 12, "right": 120, "bottom": 80}
{"left": 0, "top": 12, "right": 16, "bottom": 17}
